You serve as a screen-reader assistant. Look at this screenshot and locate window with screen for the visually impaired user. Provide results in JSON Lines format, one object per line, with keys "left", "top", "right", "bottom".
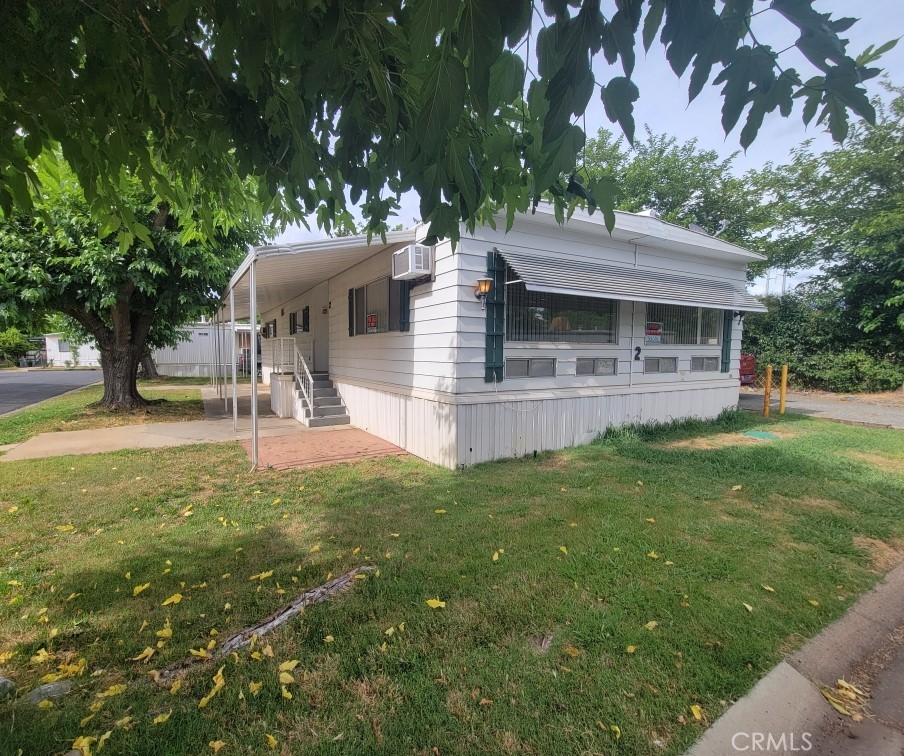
{"left": 691, "top": 356, "right": 720, "bottom": 372}
{"left": 505, "top": 266, "right": 617, "bottom": 344}
{"left": 58, "top": 340, "right": 70, "bottom": 352}
{"left": 576, "top": 357, "right": 618, "bottom": 376}
{"left": 506, "top": 357, "right": 556, "bottom": 378}
{"left": 348, "top": 278, "right": 408, "bottom": 336}
{"left": 645, "top": 356, "right": 678, "bottom": 374}
{"left": 645, "top": 304, "right": 721, "bottom": 345}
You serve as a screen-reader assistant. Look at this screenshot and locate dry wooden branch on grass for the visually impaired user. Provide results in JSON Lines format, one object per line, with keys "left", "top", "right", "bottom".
{"left": 157, "top": 565, "right": 374, "bottom": 681}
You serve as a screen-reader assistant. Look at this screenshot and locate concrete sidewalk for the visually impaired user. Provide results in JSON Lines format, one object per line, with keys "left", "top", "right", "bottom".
{"left": 0, "top": 385, "right": 311, "bottom": 461}
{"left": 689, "top": 562, "right": 904, "bottom": 756}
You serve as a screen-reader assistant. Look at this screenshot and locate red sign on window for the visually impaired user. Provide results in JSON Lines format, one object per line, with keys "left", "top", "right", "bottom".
{"left": 645, "top": 322, "right": 663, "bottom": 344}
{"left": 366, "top": 313, "right": 378, "bottom": 333}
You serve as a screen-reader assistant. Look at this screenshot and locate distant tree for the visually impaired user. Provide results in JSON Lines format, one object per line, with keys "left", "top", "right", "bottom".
{"left": 583, "top": 127, "right": 771, "bottom": 264}
{"left": 0, "top": 327, "right": 30, "bottom": 362}
{"left": 0, "top": 163, "right": 266, "bottom": 409}
{"left": 754, "top": 86, "right": 904, "bottom": 359}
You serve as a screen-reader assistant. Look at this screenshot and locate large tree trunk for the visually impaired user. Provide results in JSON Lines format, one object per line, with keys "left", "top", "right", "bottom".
{"left": 98, "top": 341, "right": 148, "bottom": 410}
{"left": 64, "top": 292, "right": 155, "bottom": 411}
{"left": 139, "top": 348, "right": 160, "bottom": 380}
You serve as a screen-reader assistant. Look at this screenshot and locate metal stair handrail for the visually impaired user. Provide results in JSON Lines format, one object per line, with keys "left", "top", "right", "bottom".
{"left": 293, "top": 342, "right": 315, "bottom": 415}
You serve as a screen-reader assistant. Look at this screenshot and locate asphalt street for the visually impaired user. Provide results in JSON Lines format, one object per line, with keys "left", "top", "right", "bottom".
{"left": 0, "top": 369, "right": 101, "bottom": 415}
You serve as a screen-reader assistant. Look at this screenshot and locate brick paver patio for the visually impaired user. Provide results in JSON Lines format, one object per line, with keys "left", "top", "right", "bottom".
{"left": 240, "top": 427, "right": 407, "bottom": 470}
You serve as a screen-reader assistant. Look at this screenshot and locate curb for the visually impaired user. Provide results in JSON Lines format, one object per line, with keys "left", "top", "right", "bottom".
{"left": 687, "top": 562, "right": 904, "bottom": 756}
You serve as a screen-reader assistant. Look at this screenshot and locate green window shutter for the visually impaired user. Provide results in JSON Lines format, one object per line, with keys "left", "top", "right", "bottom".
{"left": 302, "top": 306, "right": 310, "bottom": 333}
{"left": 348, "top": 288, "right": 354, "bottom": 337}
{"left": 721, "top": 310, "right": 733, "bottom": 372}
{"left": 485, "top": 250, "right": 505, "bottom": 383}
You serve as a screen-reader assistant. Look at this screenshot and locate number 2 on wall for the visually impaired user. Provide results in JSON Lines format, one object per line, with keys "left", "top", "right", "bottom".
{"left": 634, "top": 346, "right": 641, "bottom": 361}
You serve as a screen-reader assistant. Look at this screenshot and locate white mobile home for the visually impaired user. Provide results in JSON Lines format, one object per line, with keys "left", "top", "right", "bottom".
{"left": 42, "top": 324, "right": 255, "bottom": 377}
{"left": 223, "top": 206, "right": 765, "bottom": 469}
{"left": 44, "top": 333, "right": 102, "bottom": 367}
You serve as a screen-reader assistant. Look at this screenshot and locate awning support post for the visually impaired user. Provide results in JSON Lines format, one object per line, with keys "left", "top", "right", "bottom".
{"left": 249, "top": 259, "right": 259, "bottom": 470}
{"left": 230, "top": 289, "right": 237, "bottom": 432}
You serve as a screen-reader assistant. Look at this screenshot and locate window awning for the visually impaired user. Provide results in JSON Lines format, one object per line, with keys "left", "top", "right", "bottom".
{"left": 496, "top": 247, "right": 767, "bottom": 312}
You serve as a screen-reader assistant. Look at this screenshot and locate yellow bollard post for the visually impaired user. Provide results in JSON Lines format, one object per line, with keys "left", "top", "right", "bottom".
{"left": 763, "top": 364, "right": 773, "bottom": 417}
{"left": 779, "top": 364, "right": 788, "bottom": 415}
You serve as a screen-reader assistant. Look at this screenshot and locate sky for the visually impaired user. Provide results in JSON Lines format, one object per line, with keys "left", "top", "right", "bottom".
{"left": 273, "top": 1, "right": 903, "bottom": 293}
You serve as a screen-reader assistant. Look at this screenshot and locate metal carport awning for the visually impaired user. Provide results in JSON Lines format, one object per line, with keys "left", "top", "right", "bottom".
{"left": 216, "top": 227, "right": 424, "bottom": 471}
{"left": 495, "top": 247, "right": 767, "bottom": 312}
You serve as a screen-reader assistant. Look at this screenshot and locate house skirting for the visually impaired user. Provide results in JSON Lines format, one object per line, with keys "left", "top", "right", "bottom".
{"left": 333, "top": 378, "right": 739, "bottom": 469}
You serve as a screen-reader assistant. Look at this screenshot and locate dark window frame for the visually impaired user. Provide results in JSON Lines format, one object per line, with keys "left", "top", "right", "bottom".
{"left": 348, "top": 278, "right": 409, "bottom": 336}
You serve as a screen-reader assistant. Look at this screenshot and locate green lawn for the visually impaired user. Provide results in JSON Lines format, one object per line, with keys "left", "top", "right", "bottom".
{"left": 0, "top": 386, "right": 204, "bottom": 446}
{"left": 0, "top": 412, "right": 902, "bottom": 755}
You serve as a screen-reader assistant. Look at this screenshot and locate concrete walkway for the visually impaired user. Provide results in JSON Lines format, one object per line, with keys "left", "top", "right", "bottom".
{"left": 0, "top": 385, "right": 405, "bottom": 471}
{"left": 739, "top": 390, "right": 904, "bottom": 429}
{"left": 689, "top": 562, "right": 904, "bottom": 756}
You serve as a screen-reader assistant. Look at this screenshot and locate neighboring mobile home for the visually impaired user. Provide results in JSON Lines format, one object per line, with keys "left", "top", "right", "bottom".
{"left": 43, "top": 323, "right": 255, "bottom": 377}
{"left": 222, "top": 205, "right": 766, "bottom": 469}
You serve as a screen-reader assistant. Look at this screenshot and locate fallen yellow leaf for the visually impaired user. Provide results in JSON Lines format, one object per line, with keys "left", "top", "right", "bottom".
{"left": 743, "top": 603, "right": 753, "bottom": 613}
{"left": 434, "top": 509, "right": 446, "bottom": 514}
{"left": 56, "top": 524, "right": 75, "bottom": 532}
{"left": 37, "top": 699, "right": 54, "bottom": 709}
{"left": 492, "top": 551, "right": 499, "bottom": 562}
{"left": 610, "top": 724, "right": 621, "bottom": 740}
{"left": 323, "top": 635, "right": 334, "bottom": 643}
{"left": 425, "top": 598, "right": 446, "bottom": 609}
{"left": 309, "top": 544, "right": 321, "bottom": 553}
{"left": 265, "top": 734, "right": 278, "bottom": 749}
{"left": 626, "top": 645, "right": 637, "bottom": 654}
{"left": 644, "top": 621, "right": 658, "bottom": 631}
{"left": 129, "top": 646, "right": 156, "bottom": 663}
{"left": 281, "top": 685, "right": 292, "bottom": 700}
{"left": 209, "top": 741, "right": 226, "bottom": 752}
{"left": 647, "top": 551, "right": 659, "bottom": 559}
{"left": 762, "top": 584, "right": 775, "bottom": 592}
{"left": 564, "top": 645, "right": 580, "bottom": 658}
{"left": 645, "top": 517, "right": 656, "bottom": 523}
{"left": 248, "top": 681, "right": 263, "bottom": 696}
{"left": 559, "top": 546, "right": 568, "bottom": 555}
{"left": 690, "top": 704, "right": 703, "bottom": 720}
{"left": 808, "top": 599, "right": 820, "bottom": 607}
{"left": 169, "top": 680, "right": 181, "bottom": 695}
{"left": 132, "top": 583, "right": 150, "bottom": 597}
{"left": 153, "top": 709, "right": 172, "bottom": 725}
{"left": 97, "top": 684, "right": 127, "bottom": 699}
{"left": 278, "top": 659, "right": 299, "bottom": 672}
{"left": 7, "top": 506, "right": 17, "bottom": 514}
{"left": 731, "top": 485, "right": 742, "bottom": 491}
{"left": 161, "top": 593, "right": 182, "bottom": 606}
{"left": 279, "top": 671, "right": 294, "bottom": 684}
{"left": 72, "top": 735, "right": 96, "bottom": 753}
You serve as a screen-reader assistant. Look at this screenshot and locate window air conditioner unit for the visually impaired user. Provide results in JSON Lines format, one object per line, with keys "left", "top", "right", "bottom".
{"left": 392, "top": 244, "right": 433, "bottom": 280}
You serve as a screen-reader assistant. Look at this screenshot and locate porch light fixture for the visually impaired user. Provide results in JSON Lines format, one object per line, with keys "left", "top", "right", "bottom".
{"left": 733, "top": 310, "right": 746, "bottom": 325}
{"left": 475, "top": 277, "right": 493, "bottom": 309}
